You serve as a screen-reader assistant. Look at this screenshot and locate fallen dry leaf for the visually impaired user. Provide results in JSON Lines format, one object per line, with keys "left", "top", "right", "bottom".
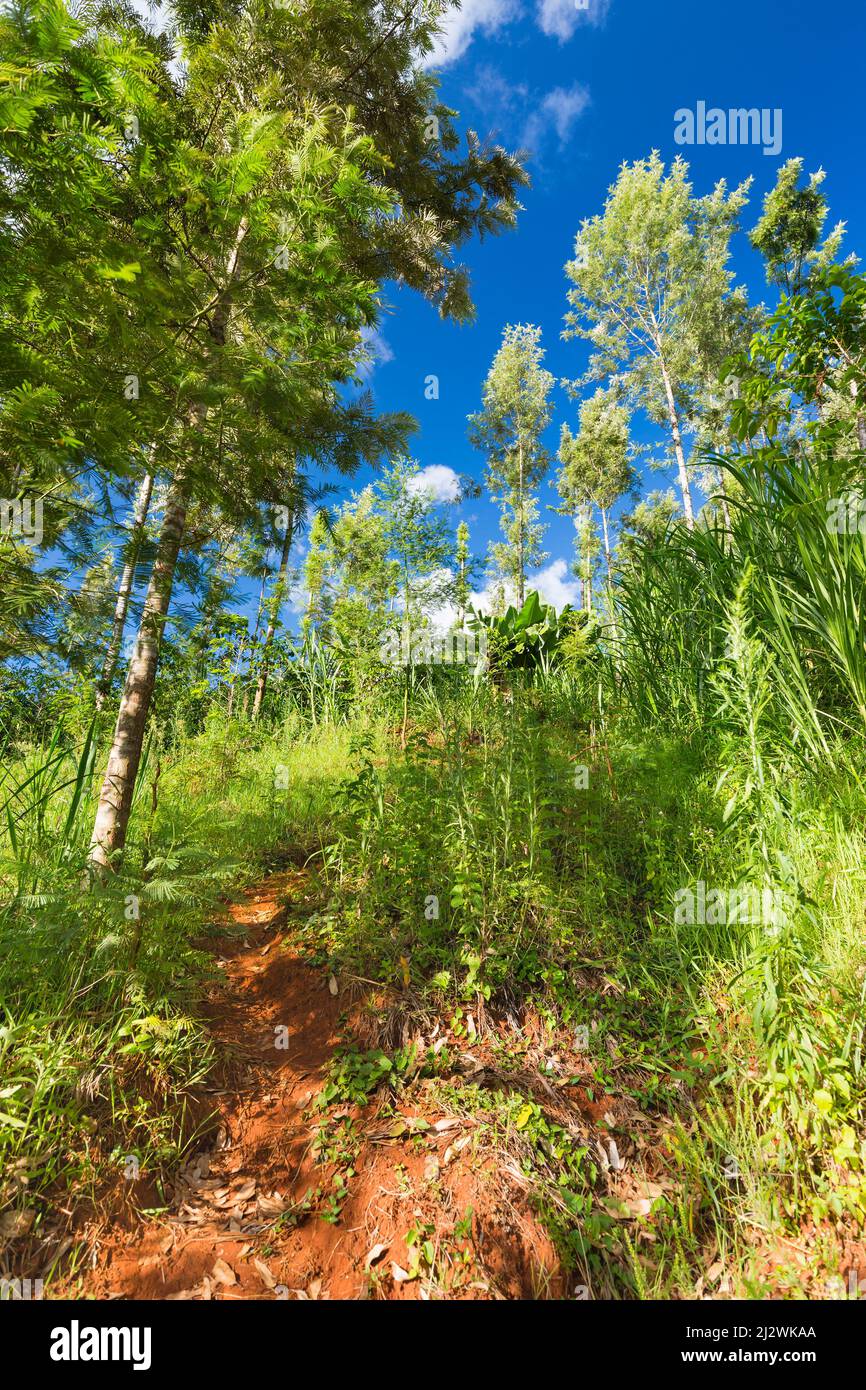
{"left": 432, "top": 1118, "right": 461, "bottom": 1135}
{"left": 211, "top": 1258, "right": 237, "bottom": 1286}
{"left": 0, "top": 1209, "right": 35, "bottom": 1239}
{"left": 254, "top": 1258, "right": 276, "bottom": 1289}
{"left": 257, "top": 1193, "right": 288, "bottom": 1216}
{"left": 365, "top": 1242, "right": 389, "bottom": 1269}
{"left": 444, "top": 1135, "right": 471, "bottom": 1165}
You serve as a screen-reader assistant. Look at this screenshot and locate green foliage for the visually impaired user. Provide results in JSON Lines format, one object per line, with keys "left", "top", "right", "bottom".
{"left": 470, "top": 590, "right": 592, "bottom": 677}
{"left": 557, "top": 387, "right": 635, "bottom": 518}
{"left": 564, "top": 153, "right": 751, "bottom": 525}
{"left": 750, "top": 159, "right": 846, "bottom": 295}
{"left": 469, "top": 324, "right": 554, "bottom": 603}
{"left": 2, "top": 3, "right": 866, "bottom": 1299}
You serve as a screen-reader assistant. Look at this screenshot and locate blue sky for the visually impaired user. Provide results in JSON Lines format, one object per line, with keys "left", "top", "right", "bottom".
{"left": 122, "top": 0, "right": 865, "bottom": 625}
{"left": 342, "top": 0, "right": 866, "bottom": 612}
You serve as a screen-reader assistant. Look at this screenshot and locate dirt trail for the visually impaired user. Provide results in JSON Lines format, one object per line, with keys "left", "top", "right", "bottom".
{"left": 79, "top": 870, "right": 562, "bottom": 1301}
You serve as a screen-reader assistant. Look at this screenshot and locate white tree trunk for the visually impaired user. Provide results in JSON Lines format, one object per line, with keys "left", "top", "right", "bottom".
{"left": 87, "top": 219, "right": 248, "bottom": 872}
{"left": 95, "top": 467, "right": 154, "bottom": 712}
{"left": 88, "top": 470, "right": 189, "bottom": 871}
{"left": 659, "top": 357, "right": 695, "bottom": 529}
{"left": 252, "top": 516, "right": 294, "bottom": 720}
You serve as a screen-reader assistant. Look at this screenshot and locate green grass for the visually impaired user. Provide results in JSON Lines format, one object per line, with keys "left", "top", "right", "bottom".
{"left": 292, "top": 679, "right": 866, "bottom": 1295}
{"left": 0, "top": 710, "right": 355, "bottom": 1267}
{"left": 2, "top": 661, "right": 865, "bottom": 1298}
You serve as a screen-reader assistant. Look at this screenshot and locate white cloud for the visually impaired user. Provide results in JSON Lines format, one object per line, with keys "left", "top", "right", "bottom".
{"left": 406, "top": 465, "right": 461, "bottom": 504}
{"left": 426, "top": 0, "right": 611, "bottom": 65}
{"left": 356, "top": 326, "right": 394, "bottom": 380}
{"left": 425, "top": 0, "right": 521, "bottom": 68}
{"left": 469, "top": 557, "right": 580, "bottom": 615}
{"left": 530, "top": 557, "right": 581, "bottom": 608}
{"left": 536, "top": 0, "right": 611, "bottom": 43}
{"left": 466, "top": 64, "right": 530, "bottom": 114}
{"left": 127, "top": 0, "right": 172, "bottom": 29}
{"left": 466, "top": 67, "right": 590, "bottom": 155}
{"left": 522, "top": 83, "right": 591, "bottom": 151}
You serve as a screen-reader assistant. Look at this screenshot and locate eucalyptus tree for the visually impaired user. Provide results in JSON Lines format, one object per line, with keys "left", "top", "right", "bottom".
{"left": 250, "top": 458, "right": 316, "bottom": 721}
{"left": 750, "top": 159, "right": 846, "bottom": 297}
{"left": 750, "top": 160, "right": 863, "bottom": 450}
{"left": 376, "top": 458, "right": 456, "bottom": 630}
{"left": 85, "top": 84, "right": 393, "bottom": 867}
{"left": 455, "top": 520, "right": 472, "bottom": 628}
{"left": 85, "top": 0, "right": 526, "bottom": 870}
{"left": 564, "top": 153, "right": 751, "bottom": 529}
{"left": 374, "top": 457, "right": 457, "bottom": 743}
{"left": 689, "top": 288, "right": 764, "bottom": 529}
{"left": 469, "top": 324, "right": 554, "bottom": 605}
{"left": 0, "top": 0, "right": 168, "bottom": 662}
{"left": 303, "top": 492, "right": 395, "bottom": 652}
{"left": 617, "top": 490, "right": 681, "bottom": 571}
{"left": 95, "top": 464, "right": 156, "bottom": 711}
{"left": 557, "top": 387, "right": 635, "bottom": 597}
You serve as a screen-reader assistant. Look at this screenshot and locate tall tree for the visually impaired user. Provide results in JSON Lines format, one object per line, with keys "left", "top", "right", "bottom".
{"left": 455, "top": 520, "right": 471, "bottom": 628}
{"left": 557, "top": 387, "right": 635, "bottom": 602}
{"left": 85, "top": 0, "right": 526, "bottom": 870}
{"left": 303, "top": 491, "right": 394, "bottom": 660}
{"left": 374, "top": 457, "right": 456, "bottom": 744}
{"left": 469, "top": 324, "right": 554, "bottom": 605}
{"left": 0, "top": 1, "right": 168, "bottom": 660}
{"left": 749, "top": 160, "right": 863, "bottom": 450}
{"left": 617, "top": 490, "right": 681, "bottom": 570}
{"left": 375, "top": 457, "right": 456, "bottom": 634}
{"left": 750, "top": 159, "right": 846, "bottom": 297}
{"left": 564, "top": 154, "right": 750, "bottom": 529}
{"left": 85, "top": 71, "right": 403, "bottom": 868}
{"left": 95, "top": 463, "right": 156, "bottom": 712}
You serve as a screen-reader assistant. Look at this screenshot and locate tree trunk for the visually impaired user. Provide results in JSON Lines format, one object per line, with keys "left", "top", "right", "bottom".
{"left": 516, "top": 441, "right": 525, "bottom": 607}
{"left": 658, "top": 357, "right": 695, "bottom": 529}
{"left": 600, "top": 506, "right": 612, "bottom": 580}
{"left": 242, "top": 565, "right": 269, "bottom": 716}
{"left": 717, "top": 474, "right": 732, "bottom": 533}
{"left": 850, "top": 379, "right": 866, "bottom": 452}
{"left": 87, "top": 217, "right": 248, "bottom": 873}
{"left": 95, "top": 468, "right": 154, "bottom": 712}
{"left": 226, "top": 633, "right": 246, "bottom": 718}
{"left": 251, "top": 515, "right": 294, "bottom": 720}
{"left": 579, "top": 503, "right": 594, "bottom": 613}
{"left": 88, "top": 469, "right": 190, "bottom": 872}
{"left": 600, "top": 505, "right": 621, "bottom": 652}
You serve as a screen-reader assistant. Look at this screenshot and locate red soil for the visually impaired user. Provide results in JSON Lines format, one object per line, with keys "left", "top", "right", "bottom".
{"left": 75, "top": 870, "right": 563, "bottom": 1301}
